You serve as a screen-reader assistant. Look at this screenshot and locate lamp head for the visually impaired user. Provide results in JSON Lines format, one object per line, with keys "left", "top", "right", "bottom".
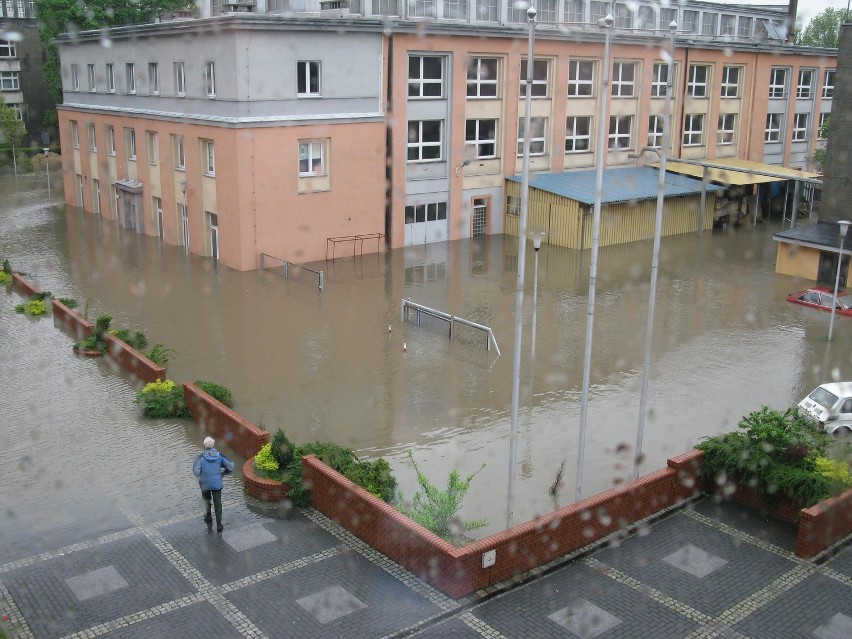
{"left": 669, "top": 20, "right": 678, "bottom": 32}
{"left": 599, "top": 13, "right": 614, "bottom": 28}
{"left": 531, "top": 230, "right": 546, "bottom": 250}
{"left": 527, "top": 5, "right": 536, "bottom": 21}
{"left": 840, "top": 220, "right": 851, "bottom": 238}
{"left": 43, "top": 147, "right": 49, "bottom": 156}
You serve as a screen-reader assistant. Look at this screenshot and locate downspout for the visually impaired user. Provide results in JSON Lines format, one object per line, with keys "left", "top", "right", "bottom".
{"left": 384, "top": 34, "right": 394, "bottom": 244}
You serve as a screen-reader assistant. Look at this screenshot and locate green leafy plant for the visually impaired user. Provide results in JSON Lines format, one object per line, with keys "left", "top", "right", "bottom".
{"left": 134, "top": 379, "right": 191, "bottom": 419}
{"left": 270, "top": 429, "right": 295, "bottom": 469}
{"left": 15, "top": 299, "right": 47, "bottom": 316}
{"left": 696, "top": 406, "right": 831, "bottom": 509}
{"left": 0, "top": 271, "right": 11, "bottom": 285}
{"left": 2, "top": 258, "right": 10, "bottom": 274}
{"left": 254, "top": 443, "right": 282, "bottom": 480}
{"left": 146, "top": 343, "right": 176, "bottom": 366}
{"left": 58, "top": 297, "right": 77, "bottom": 308}
{"left": 815, "top": 456, "right": 852, "bottom": 496}
{"left": 111, "top": 328, "right": 148, "bottom": 351}
{"left": 31, "top": 291, "right": 53, "bottom": 302}
{"left": 195, "top": 380, "right": 233, "bottom": 407}
{"left": 396, "top": 451, "right": 487, "bottom": 544}
{"left": 74, "top": 314, "right": 112, "bottom": 352}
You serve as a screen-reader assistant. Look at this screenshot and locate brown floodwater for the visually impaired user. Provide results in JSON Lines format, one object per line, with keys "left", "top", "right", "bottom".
{"left": 1, "top": 169, "right": 850, "bottom": 542}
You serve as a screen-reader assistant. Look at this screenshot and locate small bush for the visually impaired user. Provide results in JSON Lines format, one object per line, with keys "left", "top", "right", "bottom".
{"left": 147, "top": 343, "right": 176, "bottom": 366}
{"left": 135, "top": 379, "right": 191, "bottom": 419}
{"left": 58, "top": 297, "right": 77, "bottom": 308}
{"left": 0, "top": 271, "right": 11, "bottom": 285}
{"left": 270, "top": 429, "right": 295, "bottom": 469}
{"left": 32, "top": 291, "right": 53, "bottom": 302}
{"left": 195, "top": 380, "right": 233, "bottom": 407}
{"left": 2, "top": 258, "right": 10, "bottom": 274}
{"left": 15, "top": 299, "right": 47, "bottom": 316}
{"left": 254, "top": 443, "right": 282, "bottom": 480}
{"left": 112, "top": 328, "right": 148, "bottom": 351}
{"left": 815, "top": 456, "right": 852, "bottom": 496}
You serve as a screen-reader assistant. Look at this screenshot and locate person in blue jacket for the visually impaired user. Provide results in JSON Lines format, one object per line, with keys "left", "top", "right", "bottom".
{"left": 193, "top": 436, "right": 235, "bottom": 532}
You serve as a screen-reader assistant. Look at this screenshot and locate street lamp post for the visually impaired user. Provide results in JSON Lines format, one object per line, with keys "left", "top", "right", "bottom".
{"left": 576, "top": 11, "right": 614, "bottom": 503}
{"left": 531, "top": 230, "right": 545, "bottom": 363}
{"left": 507, "top": 4, "right": 537, "bottom": 529}
{"left": 828, "top": 220, "right": 850, "bottom": 342}
{"left": 634, "top": 21, "right": 678, "bottom": 478}
{"left": 43, "top": 147, "right": 51, "bottom": 202}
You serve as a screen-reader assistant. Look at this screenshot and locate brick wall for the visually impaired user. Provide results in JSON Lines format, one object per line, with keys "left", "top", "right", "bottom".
{"left": 796, "top": 488, "right": 852, "bottom": 558}
{"left": 12, "top": 273, "right": 39, "bottom": 297}
{"left": 52, "top": 299, "right": 94, "bottom": 341}
{"left": 104, "top": 334, "right": 165, "bottom": 385}
{"left": 183, "top": 383, "right": 269, "bottom": 459}
{"left": 242, "top": 457, "right": 290, "bottom": 502}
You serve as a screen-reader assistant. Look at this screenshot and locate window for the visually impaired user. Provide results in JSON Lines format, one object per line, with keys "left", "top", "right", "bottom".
{"left": 126, "top": 63, "right": 136, "bottom": 94}
{"left": 297, "top": 60, "right": 321, "bottom": 96}
{"left": 93, "top": 179, "right": 101, "bottom": 215}
{"left": 372, "top": 0, "right": 399, "bottom": 15}
{"left": 608, "top": 115, "right": 632, "bottom": 149}
{"left": 173, "top": 135, "right": 186, "bottom": 169}
{"left": 71, "top": 64, "right": 79, "bottom": 91}
{"left": 70, "top": 120, "right": 79, "bottom": 148}
{"left": 648, "top": 115, "right": 664, "bottom": 148}
{"left": 701, "top": 12, "right": 718, "bottom": 36}
{"left": 204, "top": 61, "right": 215, "bottom": 97}
{"left": 87, "top": 123, "right": 96, "bottom": 151}
{"left": 506, "top": 195, "right": 520, "bottom": 217}
{"left": 475, "top": 0, "right": 498, "bottom": 21}
{"left": 720, "top": 14, "right": 736, "bottom": 35}
{"left": 0, "top": 71, "right": 20, "bottom": 90}
{"left": 520, "top": 58, "right": 549, "bottom": 98}
{"left": 148, "top": 63, "right": 159, "bottom": 95}
{"left": 408, "top": 55, "right": 442, "bottom": 98}
{"left": 792, "top": 113, "right": 809, "bottom": 142}
{"left": 106, "top": 63, "right": 115, "bottom": 93}
{"left": 565, "top": 116, "right": 591, "bottom": 153}
{"left": 126, "top": 128, "right": 137, "bottom": 160}
{"left": 718, "top": 113, "right": 736, "bottom": 145}
{"left": 536, "top": 0, "right": 557, "bottom": 22}
{"left": 517, "top": 117, "right": 547, "bottom": 155}
{"left": 147, "top": 132, "right": 158, "bottom": 165}
{"left": 738, "top": 16, "right": 752, "bottom": 37}
{"left": 765, "top": 113, "right": 782, "bottom": 143}
{"left": 797, "top": 69, "right": 814, "bottom": 99}
{"left": 769, "top": 68, "right": 786, "bottom": 98}
{"left": 660, "top": 8, "right": 677, "bottom": 29}
{"left": 565, "top": 0, "right": 583, "bottom": 23}
{"left": 467, "top": 57, "right": 498, "bottom": 98}
{"left": 651, "top": 63, "right": 670, "bottom": 98}
{"left": 0, "top": 40, "right": 16, "bottom": 57}
{"left": 202, "top": 139, "right": 215, "bottom": 175}
{"left": 687, "top": 65, "right": 709, "bottom": 98}
{"left": 721, "top": 66, "right": 740, "bottom": 98}
{"left": 590, "top": 1, "right": 608, "bottom": 24}
{"left": 823, "top": 70, "right": 835, "bottom": 98}
{"left": 87, "top": 64, "right": 96, "bottom": 92}
{"left": 298, "top": 140, "right": 325, "bottom": 175}
{"left": 175, "top": 62, "right": 186, "bottom": 96}
{"left": 818, "top": 113, "right": 829, "bottom": 139}
{"left": 638, "top": 6, "right": 655, "bottom": 30}
{"left": 407, "top": 120, "right": 443, "bottom": 161}
{"left": 153, "top": 196, "right": 164, "bottom": 238}
{"left": 465, "top": 119, "right": 497, "bottom": 159}
{"left": 106, "top": 125, "right": 115, "bottom": 155}
{"left": 614, "top": 3, "right": 632, "bottom": 28}
{"left": 683, "top": 10, "right": 698, "bottom": 32}
{"left": 611, "top": 62, "right": 635, "bottom": 97}
{"left": 568, "top": 60, "right": 594, "bottom": 97}
{"left": 404, "top": 202, "right": 447, "bottom": 225}
{"left": 683, "top": 114, "right": 704, "bottom": 146}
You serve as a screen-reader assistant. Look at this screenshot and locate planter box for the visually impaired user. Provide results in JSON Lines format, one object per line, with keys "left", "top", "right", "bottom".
{"left": 12, "top": 273, "right": 39, "bottom": 298}
{"left": 53, "top": 299, "right": 94, "bottom": 341}
{"left": 243, "top": 457, "right": 289, "bottom": 501}
{"left": 183, "top": 383, "right": 268, "bottom": 459}
{"left": 104, "top": 334, "right": 166, "bottom": 385}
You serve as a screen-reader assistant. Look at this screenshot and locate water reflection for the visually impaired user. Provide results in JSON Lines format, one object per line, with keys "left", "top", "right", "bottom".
{"left": 1, "top": 171, "right": 849, "bottom": 540}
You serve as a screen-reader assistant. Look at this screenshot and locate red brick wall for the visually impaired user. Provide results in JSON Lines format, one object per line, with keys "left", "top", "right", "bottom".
{"left": 796, "top": 488, "right": 852, "bottom": 558}
{"left": 104, "top": 334, "right": 166, "bottom": 385}
{"left": 183, "top": 383, "right": 269, "bottom": 459}
{"left": 12, "top": 273, "right": 39, "bottom": 297}
{"left": 243, "top": 457, "right": 290, "bottom": 502}
{"left": 52, "top": 299, "right": 94, "bottom": 341}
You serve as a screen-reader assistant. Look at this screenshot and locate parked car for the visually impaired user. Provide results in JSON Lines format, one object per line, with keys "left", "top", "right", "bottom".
{"left": 786, "top": 287, "right": 852, "bottom": 316}
{"left": 798, "top": 382, "right": 852, "bottom": 434}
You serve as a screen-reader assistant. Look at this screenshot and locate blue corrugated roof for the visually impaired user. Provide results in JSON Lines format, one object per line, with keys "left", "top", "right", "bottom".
{"left": 507, "top": 166, "right": 725, "bottom": 206}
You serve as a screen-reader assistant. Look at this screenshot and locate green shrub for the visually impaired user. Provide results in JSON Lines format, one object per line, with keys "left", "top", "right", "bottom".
{"left": 254, "top": 443, "right": 282, "bottom": 480}
{"left": 0, "top": 271, "right": 11, "bottom": 285}
{"left": 815, "top": 457, "right": 852, "bottom": 496}
{"left": 32, "top": 291, "right": 53, "bottom": 301}
{"left": 134, "top": 379, "right": 191, "bottom": 419}
{"left": 58, "top": 297, "right": 77, "bottom": 308}
{"left": 15, "top": 299, "right": 47, "bottom": 316}
{"left": 270, "top": 429, "right": 295, "bottom": 469}
{"left": 195, "top": 380, "right": 233, "bottom": 407}
{"left": 112, "top": 328, "right": 148, "bottom": 351}
{"left": 2, "top": 258, "right": 10, "bottom": 274}
{"left": 146, "top": 343, "right": 176, "bottom": 366}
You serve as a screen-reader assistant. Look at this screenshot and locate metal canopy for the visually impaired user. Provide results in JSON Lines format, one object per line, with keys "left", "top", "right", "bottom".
{"left": 660, "top": 159, "right": 821, "bottom": 186}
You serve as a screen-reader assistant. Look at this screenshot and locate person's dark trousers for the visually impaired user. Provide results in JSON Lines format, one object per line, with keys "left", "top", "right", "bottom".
{"left": 201, "top": 489, "right": 223, "bottom": 530}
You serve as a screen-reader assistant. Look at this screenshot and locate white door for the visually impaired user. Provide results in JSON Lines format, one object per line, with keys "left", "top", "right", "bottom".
{"left": 404, "top": 202, "right": 448, "bottom": 245}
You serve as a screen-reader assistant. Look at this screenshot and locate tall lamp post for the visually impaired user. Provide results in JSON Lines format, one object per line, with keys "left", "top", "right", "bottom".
{"left": 828, "top": 220, "right": 850, "bottom": 342}
{"left": 576, "top": 10, "right": 614, "bottom": 503}
{"left": 43, "top": 147, "right": 51, "bottom": 202}
{"left": 530, "top": 230, "right": 545, "bottom": 363}
{"left": 507, "top": 4, "right": 537, "bottom": 529}
{"left": 634, "top": 20, "right": 678, "bottom": 478}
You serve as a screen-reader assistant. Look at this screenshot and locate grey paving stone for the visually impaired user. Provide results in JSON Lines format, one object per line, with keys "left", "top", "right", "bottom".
{"left": 297, "top": 584, "right": 367, "bottom": 624}
{"left": 733, "top": 573, "right": 852, "bottom": 639}
{"left": 160, "top": 510, "right": 338, "bottom": 586}
{"left": 100, "top": 600, "right": 245, "bottom": 639}
{"left": 474, "top": 562, "right": 697, "bottom": 639}
{"left": 812, "top": 612, "right": 852, "bottom": 639}
{"left": 691, "top": 499, "right": 797, "bottom": 552}
{"left": 824, "top": 544, "right": 852, "bottom": 578}
{"left": 592, "top": 510, "right": 796, "bottom": 616}
{"left": 407, "top": 617, "right": 484, "bottom": 638}
{"left": 662, "top": 544, "right": 727, "bottom": 578}
{"left": 548, "top": 599, "right": 622, "bottom": 638}
{"left": 66, "top": 565, "right": 128, "bottom": 602}
{"left": 226, "top": 549, "right": 439, "bottom": 639}
{"left": 3, "top": 535, "right": 195, "bottom": 639}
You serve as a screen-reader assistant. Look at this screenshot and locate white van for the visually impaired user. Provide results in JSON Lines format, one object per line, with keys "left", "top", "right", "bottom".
{"left": 798, "top": 382, "right": 852, "bottom": 434}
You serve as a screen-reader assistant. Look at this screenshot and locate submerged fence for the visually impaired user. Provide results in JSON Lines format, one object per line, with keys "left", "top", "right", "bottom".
{"left": 260, "top": 252, "right": 324, "bottom": 291}
{"left": 401, "top": 298, "right": 500, "bottom": 354}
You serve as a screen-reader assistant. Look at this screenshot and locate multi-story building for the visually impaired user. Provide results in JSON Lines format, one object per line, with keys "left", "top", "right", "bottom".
{"left": 1, "top": 2, "right": 54, "bottom": 142}
{"left": 55, "top": 1, "right": 837, "bottom": 271}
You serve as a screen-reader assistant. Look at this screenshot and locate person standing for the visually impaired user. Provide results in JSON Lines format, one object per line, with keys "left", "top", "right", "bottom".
{"left": 193, "top": 436, "right": 235, "bottom": 532}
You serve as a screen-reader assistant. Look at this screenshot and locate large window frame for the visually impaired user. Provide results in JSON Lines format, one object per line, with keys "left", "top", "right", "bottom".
{"left": 87, "top": 64, "right": 96, "bottom": 92}
{"left": 792, "top": 113, "right": 809, "bottom": 142}
{"left": 126, "top": 128, "right": 137, "bottom": 161}
{"left": 608, "top": 115, "right": 633, "bottom": 150}
{"left": 717, "top": 113, "right": 736, "bottom": 145}
{"left": 823, "top": 69, "right": 835, "bottom": 99}
{"left": 173, "top": 134, "right": 186, "bottom": 170}
{"left": 797, "top": 69, "right": 814, "bottom": 99}
{"left": 565, "top": 115, "right": 592, "bottom": 153}
{"left": 126, "top": 63, "right": 136, "bottom": 95}
{"left": 651, "top": 62, "right": 670, "bottom": 98}
{"left": 404, "top": 201, "right": 447, "bottom": 225}
{"left": 408, "top": 55, "right": 443, "bottom": 99}
{"left": 520, "top": 58, "right": 549, "bottom": 98}
{"left": 568, "top": 59, "right": 595, "bottom": 97}
{"left": 648, "top": 114, "right": 664, "bottom": 148}
{"left": 407, "top": 120, "right": 443, "bottom": 162}
{"left": 204, "top": 61, "right": 216, "bottom": 97}
{"left": 148, "top": 62, "right": 159, "bottom": 95}
{"left": 175, "top": 62, "right": 186, "bottom": 96}
{"left": 683, "top": 114, "right": 704, "bottom": 146}
{"left": 70, "top": 64, "right": 79, "bottom": 91}
{"left": 106, "top": 63, "right": 115, "bottom": 93}
{"left": 0, "top": 70, "right": 20, "bottom": 90}
{"left": 769, "top": 68, "right": 787, "bottom": 98}
{"left": 721, "top": 66, "right": 740, "bottom": 98}
{"left": 465, "top": 118, "right": 498, "bottom": 159}
{"left": 0, "top": 40, "right": 16, "bottom": 57}
{"left": 611, "top": 62, "right": 635, "bottom": 97}
{"left": 297, "top": 60, "right": 321, "bottom": 96}
{"left": 87, "top": 122, "right": 96, "bottom": 151}
{"left": 517, "top": 116, "right": 547, "bottom": 156}
{"left": 687, "top": 65, "right": 709, "bottom": 98}
{"left": 765, "top": 113, "right": 782, "bottom": 143}
{"left": 299, "top": 139, "right": 327, "bottom": 176}
{"left": 467, "top": 57, "right": 498, "bottom": 98}
{"left": 106, "top": 125, "right": 116, "bottom": 156}
{"left": 147, "top": 131, "right": 158, "bottom": 166}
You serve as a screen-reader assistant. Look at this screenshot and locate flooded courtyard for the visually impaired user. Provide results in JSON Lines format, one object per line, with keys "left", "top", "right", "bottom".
{"left": 1, "top": 169, "right": 850, "bottom": 548}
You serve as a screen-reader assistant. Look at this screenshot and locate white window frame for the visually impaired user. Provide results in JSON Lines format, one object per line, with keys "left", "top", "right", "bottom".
{"left": 721, "top": 66, "right": 740, "bottom": 98}
{"left": 71, "top": 120, "right": 79, "bottom": 148}
{"left": 818, "top": 113, "right": 829, "bottom": 139}
{"left": 126, "top": 63, "right": 136, "bottom": 95}
{"left": 0, "top": 40, "right": 16, "bottom": 57}
{"left": 407, "top": 120, "right": 443, "bottom": 162}
{"left": 823, "top": 69, "right": 835, "bottom": 99}
{"left": 204, "top": 61, "right": 215, "bottom": 97}
{"left": 175, "top": 62, "right": 186, "bottom": 96}
{"left": 202, "top": 139, "right": 215, "bottom": 175}
{"left": 797, "top": 69, "right": 814, "bottom": 99}
{"left": 651, "top": 62, "right": 672, "bottom": 98}
{"left": 298, "top": 140, "right": 326, "bottom": 176}
{"left": 683, "top": 10, "right": 698, "bottom": 32}
{"left": 648, "top": 114, "right": 664, "bottom": 148}
{"left": 297, "top": 60, "right": 321, "bottom": 96}
{"left": 0, "top": 70, "right": 20, "bottom": 90}
{"left": 608, "top": 115, "right": 633, "bottom": 150}
{"left": 611, "top": 62, "right": 635, "bottom": 97}
{"left": 589, "top": 1, "right": 608, "bottom": 24}
{"left": 738, "top": 16, "right": 753, "bottom": 37}
{"left": 769, "top": 68, "right": 786, "bottom": 98}
{"left": 93, "top": 178, "right": 101, "bottom": 215}
{"left": 106, "top": 63, "right": 115, "bottom": 93}
{"left": 568, "top": 59, "right": 595, "bottom": 97}
{"left": 717, "top": 113, "right": 736, "bottom": 145}
{"left": 87, "top": 64, "right": 96, "bottom": 92}
{"left": 465, "top": 118, "right": 498, "bottom": 159}
{"left": 106, "top": 125, "right": 116, "bottom": 156}
{"left": 701, "top": 12, "right": 718, "bottom": 36}
{"left": 87, "top": 122, "right": 96, "bottom": 151}
{"left": 565, "top": 115, "right": 592, "bottom": 153}
{"left": 126, "top": 128, "right": 137, "bottom": 161}
{"left": 660, "top": 8, "right": 677, "bottom": 30}
{"left": 720, "top": 14, "right": 736, "bottom": 36}
{"left": 408, "top": 55, "right": 443, "bottom": 99}
{"left": 147, "top": 131, "right": 158, "bottom": 165}
{"left": 517, "top": 116, "right": 547, "bottom": 156}
{"left": 765, "top": 113, "right": 782, "bottom": 143}
{"left": 404, "top": 201, "right": 448, "bottom": 225}
{"left": 71, "top": 64, "right": 79, "bottom": 91}
{"left": 148, "top": 62, "right": 159, "bottom": 95}
{"left": 174, "top": 135, "right": 186, "bottom": 170}
{"left": 520, "top": 58, "right": 549, "bottom": 98}
{"left": 687, "top": 64, "right": 709, "bottom": 98}
{"left": 613, "top": 2, "right": 632, "bottom": 28}
{"left": 683, "top": 114, "right": 704, "bottom": 146}
{"left": 565, "top": 0, "right": 583, "bottom": 23}
{"left": 467, "top": 57, "right": 498, "bottom": 98}
{"left": 792, "top": 113, "right": 809, "bottom": 142}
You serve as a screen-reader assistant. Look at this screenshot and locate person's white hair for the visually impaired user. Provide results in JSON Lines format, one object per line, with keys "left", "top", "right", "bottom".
{"left": 203, "top": 436, "right": 215, "bottom": 449}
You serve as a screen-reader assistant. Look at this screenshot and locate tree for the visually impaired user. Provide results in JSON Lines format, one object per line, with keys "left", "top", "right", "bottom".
{"left": 813, "top": 116, "right": 829, "bottom": 171}
{"left": 0, "top": 95, "right": 27, "bottom": 167}
{"left": 34, "top": 0, "right": 193, "bottom": 123}
{"left": 796, "top": 7, "right": 848, "bottom": 48}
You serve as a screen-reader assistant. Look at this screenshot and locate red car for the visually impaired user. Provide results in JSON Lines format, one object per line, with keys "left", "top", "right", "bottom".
{"left": 787, "top": 287, "right": 852, "bottom": 316}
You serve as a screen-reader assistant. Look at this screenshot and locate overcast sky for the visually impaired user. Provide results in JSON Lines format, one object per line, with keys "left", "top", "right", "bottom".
{"left": 702, "top": 0, "right": 846, "bottom": 24}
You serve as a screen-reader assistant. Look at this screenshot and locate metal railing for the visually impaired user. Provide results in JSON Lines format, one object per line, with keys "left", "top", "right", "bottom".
{"left": 401, "top": 298, "right": 500, "bottom": 354}
{"left": 260, "top": 253, "right": 324, "bottom": 291}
